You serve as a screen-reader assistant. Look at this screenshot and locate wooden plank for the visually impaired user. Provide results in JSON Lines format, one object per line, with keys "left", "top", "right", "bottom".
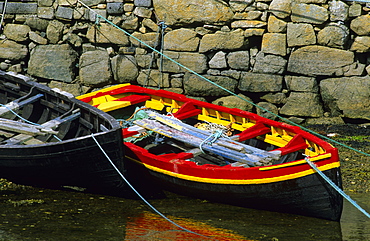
{"left": 4, "top": 111, "right": 80, "bottom": 145}
{"left": 146, "top": 111, "right": 281, "bottom": 160}
{"left": 134, "top": 118, "right": 279, "bottom": 166}
{"left": 0, "top": 93, "right": 44, "bottom": 117}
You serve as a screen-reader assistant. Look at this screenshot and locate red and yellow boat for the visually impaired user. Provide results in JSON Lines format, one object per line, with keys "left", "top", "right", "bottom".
{"left": 77, "top": 84, "right": 343, "bottom": 221}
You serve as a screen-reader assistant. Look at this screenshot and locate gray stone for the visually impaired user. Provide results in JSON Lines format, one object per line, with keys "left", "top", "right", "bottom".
{"left": 0, "top": 40, "right": 28, "bottom": 61}
{"left": 134, "top": 0, "right": 152, "bottom": 7}
{"left": 329, "top": 0, "right": 349, "bottom": 21}
{"left": 261, "top": 33, "right": 286, "bottom": 56}
{"left": 291, "top": 3, "right": 328, "bottom": 24}
{"left": 3, "top": 24, "right": 31, "bottom": 42}
{"left": 239, "top": 72, "right": 283, "bottom": 92}
{"left": 46, "top": 20, "right": 64, "bottom": 44}
{"left": 25, "top": 17, "right": 50, "bottom": 31}
{"left": 280, "top": 92, "right": 324, "bottom": 117}
{"left": 79, "top": 50, "right": 112, "bottom": 86}
{"left": 28, "top": 44, "right": 78, "bottom": 82}
{"left": 184, "top": 73, "right": 238, "bottom": 97}
{"left": 287, "top": 45, "right": 354, "bottom": 76}
{"left": 348, "top": 3, "right": 362, "bottom": 18}
{"left": 220, "top": 69, "right": 241, "bottom": 80}
{"left": 62, "top": 33, "right": 83, "bottom": 47}
{"left": 111, "top": 55, "right": 139, "bottom": 83}
{"left": 285, "top": 75, "right": 318, "bottom": 92}
{"left": 269, "top": 0, "right": 291, "bottom": 19}
{"left": 231, "top": 20, "right": 267, "bottom": 28}
{"left": 267, "top": 15, "right": 287, "bottom": 33}
{"left": 350, "top": 15, "right": 370, "bottom": 36}
{"left": 84, "top": 9, "right": 107, "bottom": 23}
{"left": 261, "top": 92, "right": 287, "bottom": 104}
{"left": 164, "top": 28, "right": 200, "bottom": 52}
{"left": 212, "top": 94, "right": 254, "bottom": 112}
{"left": 107, "top": 2, "right": 124, "bottom": 15}
{"left": 350, "top": 36, "right": 370, "bottom": 53}
{"left": 227, "top": 51, "right": 250, "bottom": 70}
{"left": 209, "top": 51, "right": 227, "bottom": 69}
{"left": 80, "top": 0, "right": 104, "bottom": 7}
{"left": 137, "top": 69, "right": 170, "bottom": 87}
{"left": 153, "top": 0, "right": 234, "bottom": 26}
{"left": 38, "top": 7, "right": 55, "bottom": 19}
{"left": 320, "top": 76, "right": 370, "bottom": 120}
{"left": 343, "top": 62, "right": 365, "bottom": 76}
{"left": 305, "top": 117, "right": 345, "bottom": 125}
{"left": 133, "top": 7, "right": 152, "bottom": 18}
{"left": 29, "top": 31, "right": 48, "bottom": 45}
{"left": 287, "top": 23, "right": 316, "bottom": 47}
{"left": 229, "top": 0, "right": 254, "bottom": 12}
{"left": 121, "top": 15, "right": 139, "bottom": 30}
{"left": 48, "top": 81, "right": 83, "bottom": 97}
{"left": 86, "top": 23, "right": 130, "bottom": 45}
{"left": 38, "top": 0, "right": 54, "bottom": 7}
{"left": 129, "top": 32, "right": 157, "bottom": 48}
{"left": 4, "top": 3, "right": 37, "bottom": 14}
{"left": 317, "top": 22, "right": 349, "bottom": 49}
{"left": 199, "top": 29, "right": 246, "bottom": 53}
{"left": 160, "top": 51, "right": 208, "bottom": 74}
{"left": 253, "top": 52, "right": 287, "bottom": 74}
{"left": 256, "top": 102, "right": 278, "bottom": 120}
{"left": 55, "top": 6, "right": 73, "bottom": 20}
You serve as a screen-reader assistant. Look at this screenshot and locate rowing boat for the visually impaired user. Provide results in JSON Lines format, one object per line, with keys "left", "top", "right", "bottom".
{"left": 0, "top": 71, "right": 133, "bottom": 196}
{"left": 78, "top": 83, "right": 343, "bottom": 220}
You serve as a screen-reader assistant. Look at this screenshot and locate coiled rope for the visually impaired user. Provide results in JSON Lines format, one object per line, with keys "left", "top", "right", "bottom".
{"left": 77, "top": 0, "right": 370, "bottom": 219}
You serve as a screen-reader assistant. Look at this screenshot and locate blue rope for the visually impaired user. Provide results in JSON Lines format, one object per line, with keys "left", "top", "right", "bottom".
{"left": 90, "top": 133, "right": 212, "bottom": 239}
{"left": 0, "top": 103, "right": 62, "bottom": 142}
{"left": 304, "top": 156, "right": 370, "bottom": 219}
{"left": 199, "top": 130, "right": 224, "bottom": 154}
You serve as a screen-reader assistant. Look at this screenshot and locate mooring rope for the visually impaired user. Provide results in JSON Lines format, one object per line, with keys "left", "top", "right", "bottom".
{"left": 0, "top": 0, "right": 8, "bottom": 32}
{"left": 77, "top": 0, "right": 370, "bottom": 219}
{"left": 304, "top": 156, "right": 370, "bottom": 218}
{"left": 90, "top": 133, "right": 212, "bottom": 239}
{"left": 0, "top": 103, "right": 63, "bottom": 142}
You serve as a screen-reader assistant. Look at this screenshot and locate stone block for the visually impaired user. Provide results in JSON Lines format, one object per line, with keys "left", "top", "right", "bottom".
{"left": 55, "top": 6, "right": 73, "bottom": 20}
{"left": 134, "top": 0, "right": 152, "bottom": 7}
{"left": 38, "top": 7, "right": 55, "bottom": 20}
{"left": 107, "top": 2, "right": 124, "bottom": 15}
{"left": 261, "top": 33, "right": 287, "bottom": 56}
{"left": 4, "top": 3, "right": 38, "bottom": 14}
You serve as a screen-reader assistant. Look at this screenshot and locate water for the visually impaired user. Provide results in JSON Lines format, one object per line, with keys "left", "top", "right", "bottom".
{"left": 0, "top": 184, "right": 369, "bottom": 241}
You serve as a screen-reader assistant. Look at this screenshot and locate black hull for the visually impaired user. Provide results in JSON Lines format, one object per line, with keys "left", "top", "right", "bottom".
{"left": 129, "top": 160, "right": 343, "bottom": 221}
{"left": 0, "top": 71, "right": 133, "bottom": 197}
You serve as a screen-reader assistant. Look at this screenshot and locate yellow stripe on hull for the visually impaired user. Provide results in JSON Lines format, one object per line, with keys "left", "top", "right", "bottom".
{"left": 126, "top": 156, "right": 340, "bottom": 185}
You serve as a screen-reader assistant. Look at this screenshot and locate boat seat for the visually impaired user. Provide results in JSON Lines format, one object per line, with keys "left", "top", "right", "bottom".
{"left": 0, "top": 93, "right": 44, "bottom": 117}
{"left": 94, "top": 94, "right": 151, "bottom": 112}
{"left": 4, "top": 111, "right": 80, "bottom": 145}
{"left": 272, "top": 134, "right": 308, "bottom": 156}
{"left": 231, "top": 122, "right": 271, "bottom": 142}
{"left": 172, "top": 102, "right": 202, "bottom": 120}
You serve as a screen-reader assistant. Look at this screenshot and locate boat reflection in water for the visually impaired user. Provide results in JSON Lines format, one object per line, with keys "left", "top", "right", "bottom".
{"left": 124, "top": 211, "right": 250, "bottom": 241}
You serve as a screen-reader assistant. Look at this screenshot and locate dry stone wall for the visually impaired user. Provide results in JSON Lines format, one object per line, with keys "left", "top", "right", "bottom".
{"left": 0, "top": 0, "right": 370, "bottom": 124}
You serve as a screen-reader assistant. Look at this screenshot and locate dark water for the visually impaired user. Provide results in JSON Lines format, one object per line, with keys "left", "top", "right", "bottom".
{"left": 0, "top": 185, "right": 369, "bottom": 241}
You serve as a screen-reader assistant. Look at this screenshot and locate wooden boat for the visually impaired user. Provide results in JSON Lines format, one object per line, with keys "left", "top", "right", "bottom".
{"left": 0, "top": 70, "right": 133, "bottom": 196}
{"left": 77, "top": 83, "right": 343, "bottom": 221}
